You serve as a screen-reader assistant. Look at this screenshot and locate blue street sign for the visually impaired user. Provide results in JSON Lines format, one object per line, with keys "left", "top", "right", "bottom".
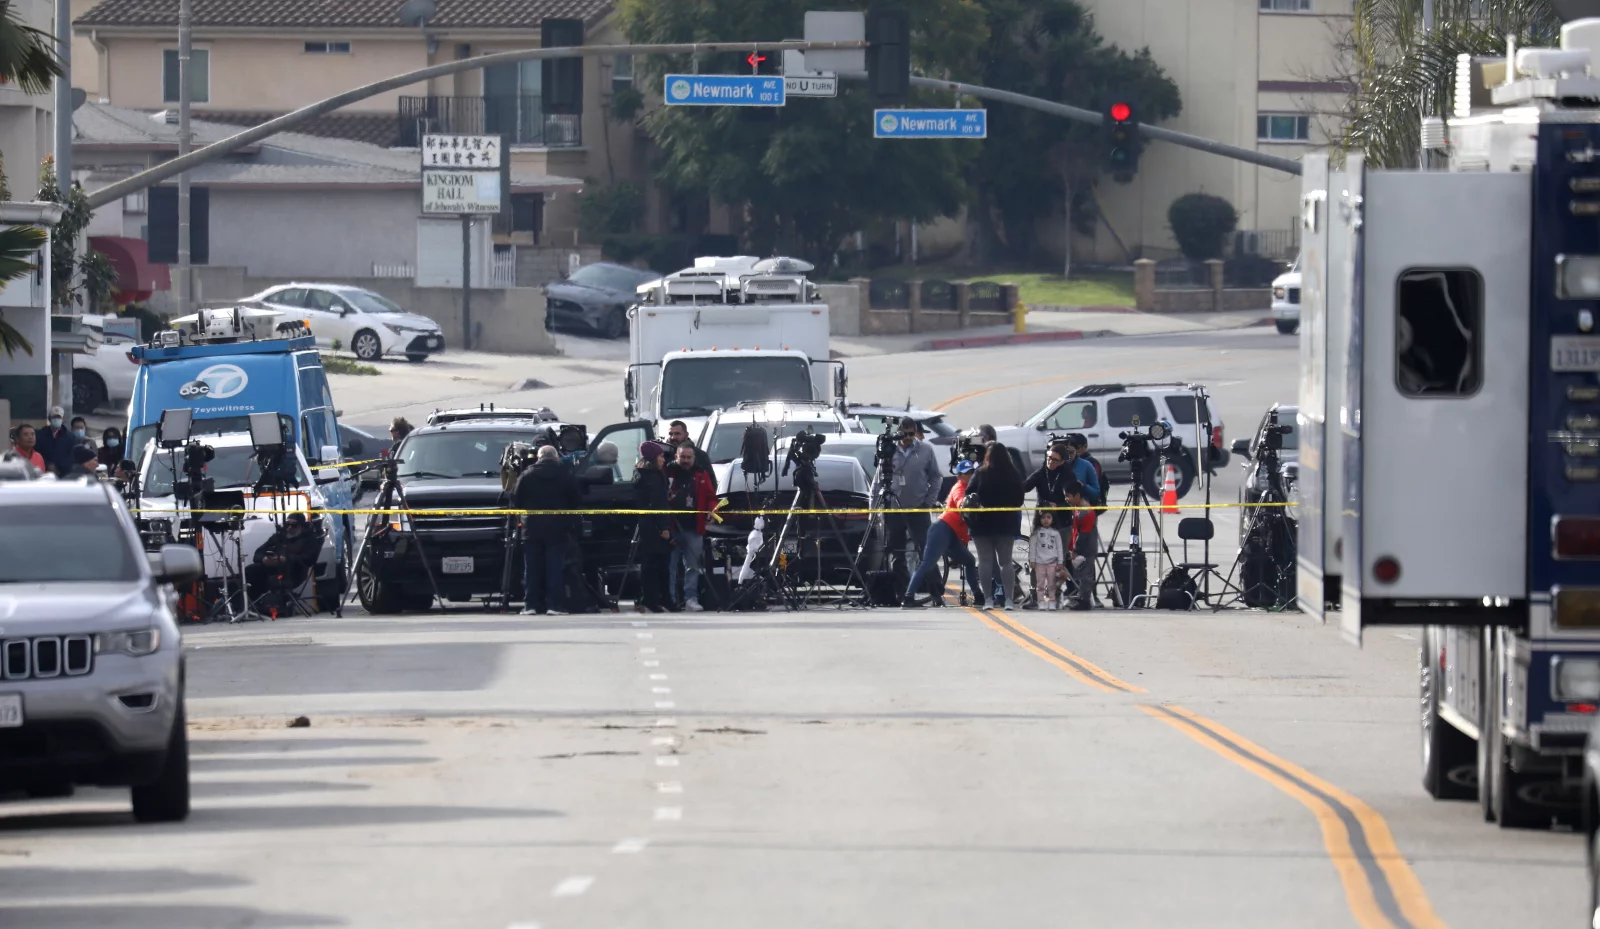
{"left": 873, "top": 109, "right": 987, "bottom": 139}
{"left": 663, "top": 74, "right": 785, "bottom": 107}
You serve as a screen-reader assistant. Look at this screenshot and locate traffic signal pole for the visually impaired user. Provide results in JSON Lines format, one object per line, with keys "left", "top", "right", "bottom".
{"left": 845, "top": 72, "right": 1302, "bottom": 177}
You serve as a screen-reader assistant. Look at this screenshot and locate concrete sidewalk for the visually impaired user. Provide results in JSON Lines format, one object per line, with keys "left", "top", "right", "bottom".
{"left": 832, "top": 307, "right": 1274, "bottom": 356}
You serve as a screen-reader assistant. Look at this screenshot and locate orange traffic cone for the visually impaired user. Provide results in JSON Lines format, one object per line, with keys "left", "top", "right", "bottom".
{"left": 1160, "top": 463, "right": 1179, "bottom": 514}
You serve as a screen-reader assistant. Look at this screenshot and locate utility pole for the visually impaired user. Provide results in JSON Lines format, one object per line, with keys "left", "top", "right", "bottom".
{"left": 53, "top": 0, "right": 71, "bottom": 196}
{"left": 460, "top": 215, "right": 472, "bottom": 350}
{"left": 175, "top": 0, "right": 192, "bottom": 316}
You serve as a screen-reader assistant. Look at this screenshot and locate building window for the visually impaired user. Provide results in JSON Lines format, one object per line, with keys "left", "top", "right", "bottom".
{"left": 612, "top": 54, "right": 634, "bottom": 94}
{"left": 122, "top": 191, "right": 146, "bottom": 214}
{"left": 512, "top": 193, "right": 543, "bottom": 235}
{"left": 1395, "top": 268, "right": 1483, "bottom": 396}
{"left": 1260, "top": 0, "right": 1313, "bottom": 10}
{"left": 1258, "top": 113, "right": 1310, "bottom": 142}
{"left": 161, "top": 48, "right": 209, "bottom": 103}
{"left": 304, "top": 41, "right": 352, "bottom": 54}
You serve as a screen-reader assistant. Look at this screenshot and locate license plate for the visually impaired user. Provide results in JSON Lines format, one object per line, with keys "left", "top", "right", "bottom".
{"left": 1552, "top": 336, "right": 1600, "bottom": 372}
{"left": 0, "top": 694, "right": 21, "bottom": 728}
{"left": 441, "top": 556, "right": 474, "bottom": 574}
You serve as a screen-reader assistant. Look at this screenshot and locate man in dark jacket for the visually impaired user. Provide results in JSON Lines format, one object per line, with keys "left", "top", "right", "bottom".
{"left": 513, "top": 445, "right": 582, "bottom": 615}
{"left": 66, "top": 444, "right": 101, "bottom": 480}
{"left": 664, "top": 420, "right": 712, "bottom": 471}
{"left": 246, "top": 513, "right": 321, "bottom": 602}
{"left": 634, "top": 441, "right": 673, "bottom": 612}
{"left": 34, "top": 405, "right": 76, "bottom": 476}
{"left": 665, "top": 441, "right": 716, "bottom": 611}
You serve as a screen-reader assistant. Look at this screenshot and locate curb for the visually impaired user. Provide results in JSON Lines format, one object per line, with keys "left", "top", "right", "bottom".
{"left": 1025, "top": 304, "right": 1144, "bottom": 314}
{"left": 917, "top": 329, "right": 1115, "bottom": 352}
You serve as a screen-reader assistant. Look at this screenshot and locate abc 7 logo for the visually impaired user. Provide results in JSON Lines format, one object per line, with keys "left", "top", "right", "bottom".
{"left": 179, "top": 380, "right": 211, "bottom": 399}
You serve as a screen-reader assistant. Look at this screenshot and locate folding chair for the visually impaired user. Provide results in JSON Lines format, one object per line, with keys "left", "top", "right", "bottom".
{"left": 1168, "top": 517, "right": 1240, "bottom": 609}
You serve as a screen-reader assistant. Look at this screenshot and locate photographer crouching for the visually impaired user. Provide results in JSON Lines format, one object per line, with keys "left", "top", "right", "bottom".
{"left": 886, "top": 416, "right": 943, "bottom": 603}
{"left": 246, "top": 513, "right": 320, "bottom": 604}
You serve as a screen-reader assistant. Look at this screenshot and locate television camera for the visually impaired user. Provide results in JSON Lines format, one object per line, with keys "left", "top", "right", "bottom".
{"left": 949, "top": 429, "right": 986, "bottom": 474}
{"left": 783, "top": 429, "right": 827, "bottom": 491}
{"left": 872, "top": 421, "right": 897, "bottom": 480}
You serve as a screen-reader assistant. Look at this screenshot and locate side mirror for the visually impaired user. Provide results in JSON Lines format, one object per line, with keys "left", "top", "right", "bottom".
{"left": 153, "top": 543, "right": 203, "bottom": 586}
{"left": 1231, "top": 438, "right": 1250, "bottom": 455}
{"left": 833, "top": 366, "right": 848, "bottom": 400}
{"left": 1035, "top": 422, "right": 1048, "bottom": 431}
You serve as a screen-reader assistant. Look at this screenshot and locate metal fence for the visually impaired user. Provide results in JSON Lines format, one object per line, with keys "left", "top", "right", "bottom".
{"left": 1232, "top": 228, "right": 1299, "bottom": 261}
{"left": 869, "top": 278, "right": 909, "bottom": 309}
{"left": 397, "top": 95, "right": 582, "bottom": 148}
{"left": 969, "top": 281, "right": 1002, "bottom": 311}
{"left": 372, "top": 262, "right": 415, "bottom": 279}
{"left": 921, "top": 280, "right": 954, "bottom": 310}
{"left": 490, "top": 249, "right": 518, "bottom": 288}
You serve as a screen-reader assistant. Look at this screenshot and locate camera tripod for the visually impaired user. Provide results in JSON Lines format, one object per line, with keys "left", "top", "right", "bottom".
{"left": 199, "top": 508, "right": 257, "bottom": 623}
{"left": 1093, "top": 463, "right": 1178, "bottom": 608}
{"left": 1222, "top": 463, "right": 1298, "bottom": 611}
{"left": 348, "top": 460, "right": 445, "bottom": 614}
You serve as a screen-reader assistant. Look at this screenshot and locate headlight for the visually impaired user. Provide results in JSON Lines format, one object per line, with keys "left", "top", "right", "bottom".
{"left": 95, "top": 628, "right": 161, "bottom": 656}
{"left": 1557, "top": 255, "right": 1600, "bottom": 300}
{"left": 383, "top": 323, "right": 417, "bottom": 335}
{"left": 1272, "top": 286, "right": 1287, "bottom": 301}
{"left": 1552, "top": 657, "right": 1600, "bottom": 703}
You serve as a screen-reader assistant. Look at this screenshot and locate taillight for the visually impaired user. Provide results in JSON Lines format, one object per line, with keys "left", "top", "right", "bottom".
{"left": 1554, "top": 516, "right": 1600, "bottom": 559}
{"left": 1373, "top": 556, "right": 1401, "bottom": 584}
{"left": 1213, "top": 426, "right": 1224, "bottom": 448}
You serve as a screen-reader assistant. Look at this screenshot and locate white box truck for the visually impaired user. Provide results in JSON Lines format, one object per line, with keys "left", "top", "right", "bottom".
{"left": 623, "top": 256, "right": 846, "bottom": 439}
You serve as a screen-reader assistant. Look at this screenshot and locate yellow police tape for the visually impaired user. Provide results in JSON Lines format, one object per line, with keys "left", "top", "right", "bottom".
{"left": 132, "top": 501, "right": 1297, "bottom": 517}
{"left": 306, "top": 458, "right": 384, "bottom": 472}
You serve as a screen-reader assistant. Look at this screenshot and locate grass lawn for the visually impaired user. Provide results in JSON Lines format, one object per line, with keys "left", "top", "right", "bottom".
{"left": 854, "top": 263, "right": 1136, "bottom": 308}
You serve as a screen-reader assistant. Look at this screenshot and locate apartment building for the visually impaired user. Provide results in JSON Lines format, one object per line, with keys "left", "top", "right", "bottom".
{"left": 1065, "top": 0, "right": 1347, "bottom": 262}
{"left": 71, "top": 0, "right": 646, "bottom": 246}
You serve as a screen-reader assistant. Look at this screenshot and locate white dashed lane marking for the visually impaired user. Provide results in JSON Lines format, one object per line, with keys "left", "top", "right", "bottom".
{"left": 654, "top": 807, "right": 683, "bottom": 821}
{"left": 652, "top": 687, "right": 672, "bottom": 694}
{"left": 655, "top": 700, "right": 676, "bottom": 709}
{"left": 658, "top": 781, "right": 683, "bottom": 793}
{"left": 636, "top": 632, "right": 653, "bottom": 639}
{"left": 612, "top": 838, "right": 650, "bottom": 854}
{"left": 642, "top": 659, "right": 660, "bottom": 667}
{"left": 654, "top": 717, "right": 677, "bottom": 727}
{"left": 649, "top": 673, "right": 668, "bottom": 680}
{"left": 652, "top": 736, "right": 677, "bottom": 747}
{"left": 551, "top": 876, "right": 595, "bottom": 897}
{"left": 656, "top": 756, "right": 680, "bottom": 767}
{"left": 639, "top": 647, "right": 657, "bottom": 654}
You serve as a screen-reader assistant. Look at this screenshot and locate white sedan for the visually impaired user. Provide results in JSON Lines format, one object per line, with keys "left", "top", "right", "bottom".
{"left": 246, "top": 283, "right": 446, "bottom": 363}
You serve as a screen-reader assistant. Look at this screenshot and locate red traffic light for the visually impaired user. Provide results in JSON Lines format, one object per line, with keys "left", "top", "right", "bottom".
{"left": 747, "top": 52, "right": 767, "bottom": 69}
{"left": 1110, "top": 102, "right": 1132, "bottom": 122}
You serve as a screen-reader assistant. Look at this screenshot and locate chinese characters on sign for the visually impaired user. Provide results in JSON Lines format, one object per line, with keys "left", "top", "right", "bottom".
{"left": 421, "top": 134, "right": 503, "bottom": 170}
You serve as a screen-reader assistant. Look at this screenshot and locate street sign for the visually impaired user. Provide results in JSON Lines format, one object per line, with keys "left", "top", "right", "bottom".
{"left": 663, "top": 74, "right": 785, "bottom": 107}
{"left": 803, "top": 11, "right": 866, "bottom": 72}
{"left": 873, "top": 109, "right": 988, "bottom": 139}
{"left": 421, "top": 133, "right": 502, "bottom": 169}
{"left": 423, "top": 170, "right": 502, "bottom": 214}
{"left": 785, "top": 76, "right": 838, "bottom": 97}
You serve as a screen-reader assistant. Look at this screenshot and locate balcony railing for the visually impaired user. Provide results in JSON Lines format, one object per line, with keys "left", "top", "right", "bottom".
{"left": 397, "top": 95, "right": 582, "bottom": 148}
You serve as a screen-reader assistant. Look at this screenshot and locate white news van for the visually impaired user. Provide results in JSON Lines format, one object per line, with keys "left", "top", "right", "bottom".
{"left": 622, "top": 256, "right": 845, "bottom": 440}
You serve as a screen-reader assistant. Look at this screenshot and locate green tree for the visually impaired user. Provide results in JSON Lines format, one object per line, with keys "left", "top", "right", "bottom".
{"left": 36, "top": 155, "right": 94, "bottom": 310}
{"left": 970, "top": 0, "right": 1180, "bottom": 274}
{"left": 615, "top": 0, "right": 988, "bottom": 262}
{"left": 1337, "top": 0, "right": 1557, "bottom": 167}
{"left": 0, "top": 10, "right": 61, "bottom": 357}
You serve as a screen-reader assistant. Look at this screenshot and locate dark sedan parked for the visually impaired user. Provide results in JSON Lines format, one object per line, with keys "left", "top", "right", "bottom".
{"left": 545, "top": 263, "right": 661, "bottom": 339}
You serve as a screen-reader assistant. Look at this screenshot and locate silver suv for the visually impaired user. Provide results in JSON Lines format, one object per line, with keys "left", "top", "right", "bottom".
{"left": 0, "top": 480, "right": 202, "bottom": 822}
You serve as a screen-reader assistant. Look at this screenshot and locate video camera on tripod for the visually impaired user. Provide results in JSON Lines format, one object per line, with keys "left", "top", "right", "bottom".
{"left": 783, "top": 428, "right": 827, "bottom": 490}
{"left": 873, "top": 421, "right": 897, "bottom": 480}
{"left": 949, "top": 429, "right": 985, "bottom": 474}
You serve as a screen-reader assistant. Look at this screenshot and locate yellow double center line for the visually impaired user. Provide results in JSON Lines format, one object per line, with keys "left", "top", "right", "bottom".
{"left": 968, "top": 606, "right": 1446, "bottom": 929}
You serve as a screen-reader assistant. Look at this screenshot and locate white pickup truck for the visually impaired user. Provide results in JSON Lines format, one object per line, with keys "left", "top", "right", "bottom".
{"left": 623, "top": 256, "right": 845, "bottom": 440}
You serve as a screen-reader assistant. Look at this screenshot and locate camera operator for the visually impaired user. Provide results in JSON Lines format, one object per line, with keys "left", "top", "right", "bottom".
{"left": 634, "top": 441, "right": 673, "bottom": 613}
{"left": 246, "top": 512, "right": 320, "bottom": 601}
{"left": 666, "top": 441, "right": 716, "bottom": 613}
{"left": 513, "top": 445, "right": 581, "bottom": 616}
{"left": 888, "top": 416, "right": 942, "bottom": 599}
{"left": 964, "top": 442, "right": 1025, "bottom": 609}
{"left": 976, "top": 424, "right": 997, "bottom": 444}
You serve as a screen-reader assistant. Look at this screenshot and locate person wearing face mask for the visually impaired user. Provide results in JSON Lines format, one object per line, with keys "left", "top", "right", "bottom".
{"left": 34, "top": 405, "right": 75, "bottom": 476}
{"left": 98, "top": 427, "right": 124, "bottom": 467}
{"left": 69, "top": 416, "right": 94, "bottom": 454}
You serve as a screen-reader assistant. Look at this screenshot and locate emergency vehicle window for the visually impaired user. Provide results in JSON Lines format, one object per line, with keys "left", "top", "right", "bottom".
{"left": 1395, "top": 268, "right": 1482, "bottom": 397}
{"left": 1107, "top": 397, "right": 1159, "bottom": 428}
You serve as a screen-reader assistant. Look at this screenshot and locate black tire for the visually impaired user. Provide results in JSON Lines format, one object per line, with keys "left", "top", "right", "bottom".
{"left": 405, "top": 353, "right": 428, "bottom": 363}
{"left": 1421, "top": 638, "right": 1476, "bottom": 800}
{"left": 1141, "top": 454, "right": 1196, "bottom": 501}
{"left": 352, "top": 329, "right": 383, "bottom": 362}
{"left": 1275, "top": 320, "right": 1298, "bottom": 335}
{"left": 355, "top": 551, "right": 405, "bottom": 614}
{"left": 72, "top": 370, "right": 106, "bottom": 414}
{"left": 603, "top": 309, "right": 628, "bottom": 340}
{"left": 131, "top": 701, "right": 189, "bottom": 823}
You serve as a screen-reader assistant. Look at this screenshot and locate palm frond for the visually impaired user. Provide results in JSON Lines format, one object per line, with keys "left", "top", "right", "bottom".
{"left": 0, "top": 224, "right": 46, "bottom": 283}
{"left": 0, "top": 8, "right": 62, "bottom": 95}
{"left": 0, "top": 311, "right": 32, "bottom": 358}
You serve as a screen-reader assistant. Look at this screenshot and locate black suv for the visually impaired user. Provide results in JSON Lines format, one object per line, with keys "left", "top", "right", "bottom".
{"left": 353, "top": 413, "right": 658, "bottom": 612}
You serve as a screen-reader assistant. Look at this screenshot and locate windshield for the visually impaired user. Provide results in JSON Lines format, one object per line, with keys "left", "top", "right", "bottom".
{"left": 569, "top": 264, "right": 650, "bottom": 293}
{"left": 0, "top": 504, "right": 141, "bottom": 582}
{"left": 343, "top": 290, "right": 407, "bottom": 314}
{"left": 660, "top": 357, "right": 814, "bottom": 417}
{"left": 707, "top": 420, "right": 847, "bottom": 464}
{"left": 142, "top": 444, "right": 309, "bottom": 495}
{"left": 397, "top": 430, "right": 531, "bottom": 478}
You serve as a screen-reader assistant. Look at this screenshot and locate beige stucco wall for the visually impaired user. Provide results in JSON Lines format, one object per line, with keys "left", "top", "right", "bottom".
{"left": 97, "top": 35, "right": 430, "bottom": 112}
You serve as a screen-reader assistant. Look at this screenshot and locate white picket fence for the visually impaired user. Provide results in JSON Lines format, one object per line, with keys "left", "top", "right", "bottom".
{"left": 490, "top": 249, "right": 517, "bottom": 287}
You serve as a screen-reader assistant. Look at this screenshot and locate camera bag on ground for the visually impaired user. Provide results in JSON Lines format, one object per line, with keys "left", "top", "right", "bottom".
{"left": 1156, "top": 566, "right": 1198, "bottom": 610}
{"left": 1110, "top": 550, "right": 1147, "bottom": 608}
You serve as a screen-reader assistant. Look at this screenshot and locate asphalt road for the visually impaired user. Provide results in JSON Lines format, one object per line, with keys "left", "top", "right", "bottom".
{"left": 4, "top": 330, "right": 1586, "bottom": 928}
